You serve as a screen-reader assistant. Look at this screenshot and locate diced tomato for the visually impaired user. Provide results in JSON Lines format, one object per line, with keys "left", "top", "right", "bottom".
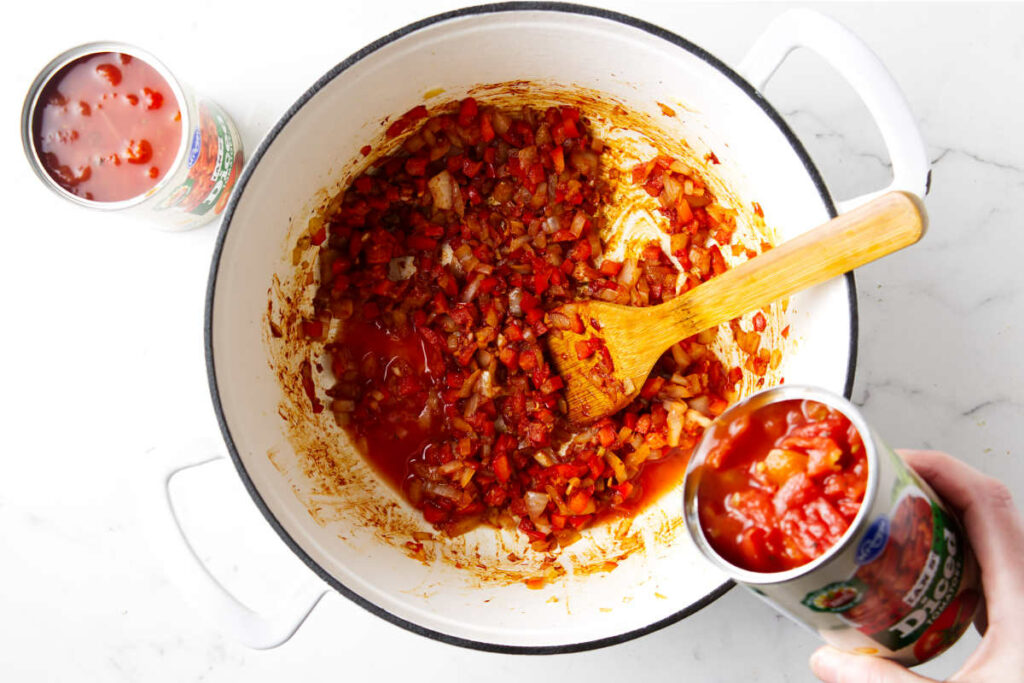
{"left": 457, "top": 98, "right": 478, "bottom": 127}
{"left": 405, "top": 157, "right": 428, "bottom": 176}
{"left": 498, "top": 347, "right": 519, "bottom": 370}
{"left": 462, "top": 158, "right": 483, "bottom": 178}
{"left": 518, "top": 518, "right": 549, "bottom": 542}
{"left": 574, "top": 338, "right": 600, "bottom": 360}
{"left": 480, "top": 112, "right": 495, "bottom": 142}
{"left": 568, "top": 490, "right": 592, "bottom": 515}
{"left": 676, "top": 197, "right": 693, "bottom": 223}
{"left": 640, "top": 376, "right": 665, "bottom": 399}
{"left": 550, "top": 146, "right": 565, "bottom": 173}
{"left": 697, "top": 399, "right": 866, "bottom": 573}
{"left": 491, "top": 456, "right": 512, "bottom": 483}
{"left": 422, "top": 501, "right": 448, "bottom": 524}
{"left": 710, "top": 245, "right": 727, "bottom": 276}
{"left": 301, "top": 320, "right": 324, "bottom": 338}
{"left": 364, "top": 242, "right": 392, "bottom": 264}
{"left": 598, "top": 425, "right": 617, "bottom": 447}
{"left": 568, "top": 515, "right": 590, "bottom": 530}
{"left": 611, "top": 481, "right": 633, "bottom": 501}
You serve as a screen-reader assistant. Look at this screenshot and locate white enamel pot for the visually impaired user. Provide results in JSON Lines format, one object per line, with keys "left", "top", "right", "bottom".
{"left": 148, "top": 3, "right": 928, "bottom": 653}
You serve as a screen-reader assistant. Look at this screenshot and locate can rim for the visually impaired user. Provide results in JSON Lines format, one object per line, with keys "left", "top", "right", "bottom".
{"left": 682, "top": 384, "right": 880, "bottom": 586}
{"left": 20, "top": 41, "right": 192, "bottom": 211}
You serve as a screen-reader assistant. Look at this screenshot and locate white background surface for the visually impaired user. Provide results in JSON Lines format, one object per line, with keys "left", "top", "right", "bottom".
{"left": 2, "top": 1, "right": 1022, "bottom": 681}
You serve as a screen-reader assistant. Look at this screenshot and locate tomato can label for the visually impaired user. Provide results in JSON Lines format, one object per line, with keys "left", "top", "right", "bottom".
{"left": 684, "top": 386, "right": 980, "bottom": 665}
{"left": 156, "top": 100, "right": 242, "bottom": 219}
{"left": 798, "top": 456, "right": 973, "bottom": 658}
{"left": 21, "top": 42, "right": 244, "bottom": 231}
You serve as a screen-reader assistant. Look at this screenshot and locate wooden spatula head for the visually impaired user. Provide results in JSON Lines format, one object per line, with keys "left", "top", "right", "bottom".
{"left": 547, "top": 300, "right": 670, "bottom": 423}
{"left": 547, "top": 192, "right": 927, "bottom": 424}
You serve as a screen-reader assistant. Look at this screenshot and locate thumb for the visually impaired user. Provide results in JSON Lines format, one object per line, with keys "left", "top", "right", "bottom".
{"left": 810, "top": 646, "right": 935, "bottom": 683}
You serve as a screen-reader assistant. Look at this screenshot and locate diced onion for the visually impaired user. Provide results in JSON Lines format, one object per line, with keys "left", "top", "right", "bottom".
{"left": 665, "top": 401, "right": 686, "bottom": 447}
{"left": 687, "top": 409, "right": 713, "bottom": 429}
{"left": 617, "top": 259, "right": 639, "bottom": 287}
{"left": 460, "top": 275, "right": 482, "bottom": 303}
{"left": 660, "top": 175, "right": 682, "bottom": 207}
{"left": 509, "top": 287, "right": 524, "bottom": 316}
{"left": 547, "top": 311, "right": 572, "bottom": 330}
{"left": 491, "top": 108, "right": 511, "bottom": 135}
{"left": 437, "top": 243, "right": 454, "bottom": 268}
{"left": 669, "top": 160, "right": 691, "bottom": 175}
{"left": 687, "top": 395, "right": 712, "bottom": 417}
{"left": 525, "top": 491, "right": 550, "bottom": 520}
{"left": 425, "top": 481, "right": 463, "bottom": 501}
{"left": 388, "top": 256, "right": 416, "bottom": 281}
{"left": 463, "top": 392, "right": 481, "bottom": 418}
{"left": 428, "top": 170, "right": 454, "bottom": 210}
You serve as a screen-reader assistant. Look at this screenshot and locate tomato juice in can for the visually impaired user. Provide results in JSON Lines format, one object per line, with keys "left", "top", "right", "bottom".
{"left": 21, "top": 42, "right": 244, "bottom": 231}
{"left": 683, "top": 385, "right": 980, "bottom": 665}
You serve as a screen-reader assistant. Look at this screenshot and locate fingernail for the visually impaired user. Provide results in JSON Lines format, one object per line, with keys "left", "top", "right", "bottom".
{"left": 809, "top": 647, "right": 839, "bottom": 681}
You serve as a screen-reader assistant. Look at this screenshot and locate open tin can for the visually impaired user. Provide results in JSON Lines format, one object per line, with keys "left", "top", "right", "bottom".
{"left": 683, "top": 385, "right": 980, "bottom": 665}
{"left": 21, "top": 42, "right": 244, "bottom": 231}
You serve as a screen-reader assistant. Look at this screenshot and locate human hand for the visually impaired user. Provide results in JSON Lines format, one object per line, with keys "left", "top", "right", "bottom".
{"left": 809, "top": 449, "right": 1024, "bottom": 682}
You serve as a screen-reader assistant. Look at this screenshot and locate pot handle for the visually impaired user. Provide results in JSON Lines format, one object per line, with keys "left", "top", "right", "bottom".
{"left": 737, "top": 9, "right": 929, "bottom": 213}
{"left": 138, "top": 438, "right": 328, "bottom": 649}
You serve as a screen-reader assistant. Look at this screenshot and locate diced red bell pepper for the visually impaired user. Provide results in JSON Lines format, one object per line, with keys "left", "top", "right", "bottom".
{"left": 550, "top": 146, "right": 565, "bottom": 173}
{"left": 480, "top": 112, "right": 495, "bottom": 142}
{"left": 457, "top": 98, "right": 478, "bottom": 127}
{"left": 567, "top": 490, "right": 592, "bottom": 515}
{"left": 405, "top": 156, "right": 428, "bottom": 177}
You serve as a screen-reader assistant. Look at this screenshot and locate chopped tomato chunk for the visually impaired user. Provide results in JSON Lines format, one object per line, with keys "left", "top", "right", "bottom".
{"left": 697, "top": 399, "right": 866, "bottom": 572}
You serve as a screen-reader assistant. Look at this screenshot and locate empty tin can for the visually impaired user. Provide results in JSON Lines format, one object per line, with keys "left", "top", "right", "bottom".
{"left": 21, "top": 42, "right": 244, "bottom": 231}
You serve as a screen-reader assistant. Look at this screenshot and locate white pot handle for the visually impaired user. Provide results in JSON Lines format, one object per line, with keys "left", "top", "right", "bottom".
{"left": 737, "top": 8, "right": 929, "bottom": 213}
{"left": 138, "top": 438, "right": 327, "bottom": 649}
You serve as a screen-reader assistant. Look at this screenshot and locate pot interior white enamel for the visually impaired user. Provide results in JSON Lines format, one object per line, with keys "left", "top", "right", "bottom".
{"left": 207, "top": 5, "right": 854, "bottom": 652}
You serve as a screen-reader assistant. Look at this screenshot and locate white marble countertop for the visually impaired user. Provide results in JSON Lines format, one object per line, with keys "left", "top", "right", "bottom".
{"left": 2, "top": 1, "right": 1021, "bottom": 680}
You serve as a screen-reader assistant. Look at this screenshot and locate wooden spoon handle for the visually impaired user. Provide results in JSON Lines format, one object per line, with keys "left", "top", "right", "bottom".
{"left": 664, "top": 191, "right": 927, "bottom": 340}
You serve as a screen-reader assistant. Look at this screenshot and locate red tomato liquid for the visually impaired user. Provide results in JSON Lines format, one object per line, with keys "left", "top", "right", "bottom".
{"left": 33, "top": 52, "right": 182, "bottom": 202}
{"left": 696, "top": 399, "right": 868, "bottom": 572}
{"left": 331, "top": 319, "right": 447, "bottom": 490}
{"left": 326, "top": 319, "right": 693, "bottom": 522}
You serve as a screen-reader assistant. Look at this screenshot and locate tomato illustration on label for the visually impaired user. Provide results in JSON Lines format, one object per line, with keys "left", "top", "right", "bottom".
{"left": 803, "top": 581, "right": 865, "bottom": 613}
{"left": 913, "top": 589, "right": 979, "bottom": 662}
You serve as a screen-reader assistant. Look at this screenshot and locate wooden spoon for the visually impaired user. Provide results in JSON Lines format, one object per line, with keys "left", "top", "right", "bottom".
{"left": 547, "top": 191, "right": 927, "bottom": 424}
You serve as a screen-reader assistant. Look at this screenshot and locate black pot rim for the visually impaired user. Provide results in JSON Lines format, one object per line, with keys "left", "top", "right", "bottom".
{"left": 204, "top": 1, "right": 857, "bottom": 655}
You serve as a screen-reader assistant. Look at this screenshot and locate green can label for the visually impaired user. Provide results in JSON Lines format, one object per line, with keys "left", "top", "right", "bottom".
{"left": 800, "top": 475, "right": 972, "bottom": 655}
{"left": 856, "top": 498, "right": 965, "bottom": 650}
{"left": 156, "top": 100, "right": 242, "bottom": 218}
{"left": 803, "top": 581, "right": 866, "bottom": 613}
